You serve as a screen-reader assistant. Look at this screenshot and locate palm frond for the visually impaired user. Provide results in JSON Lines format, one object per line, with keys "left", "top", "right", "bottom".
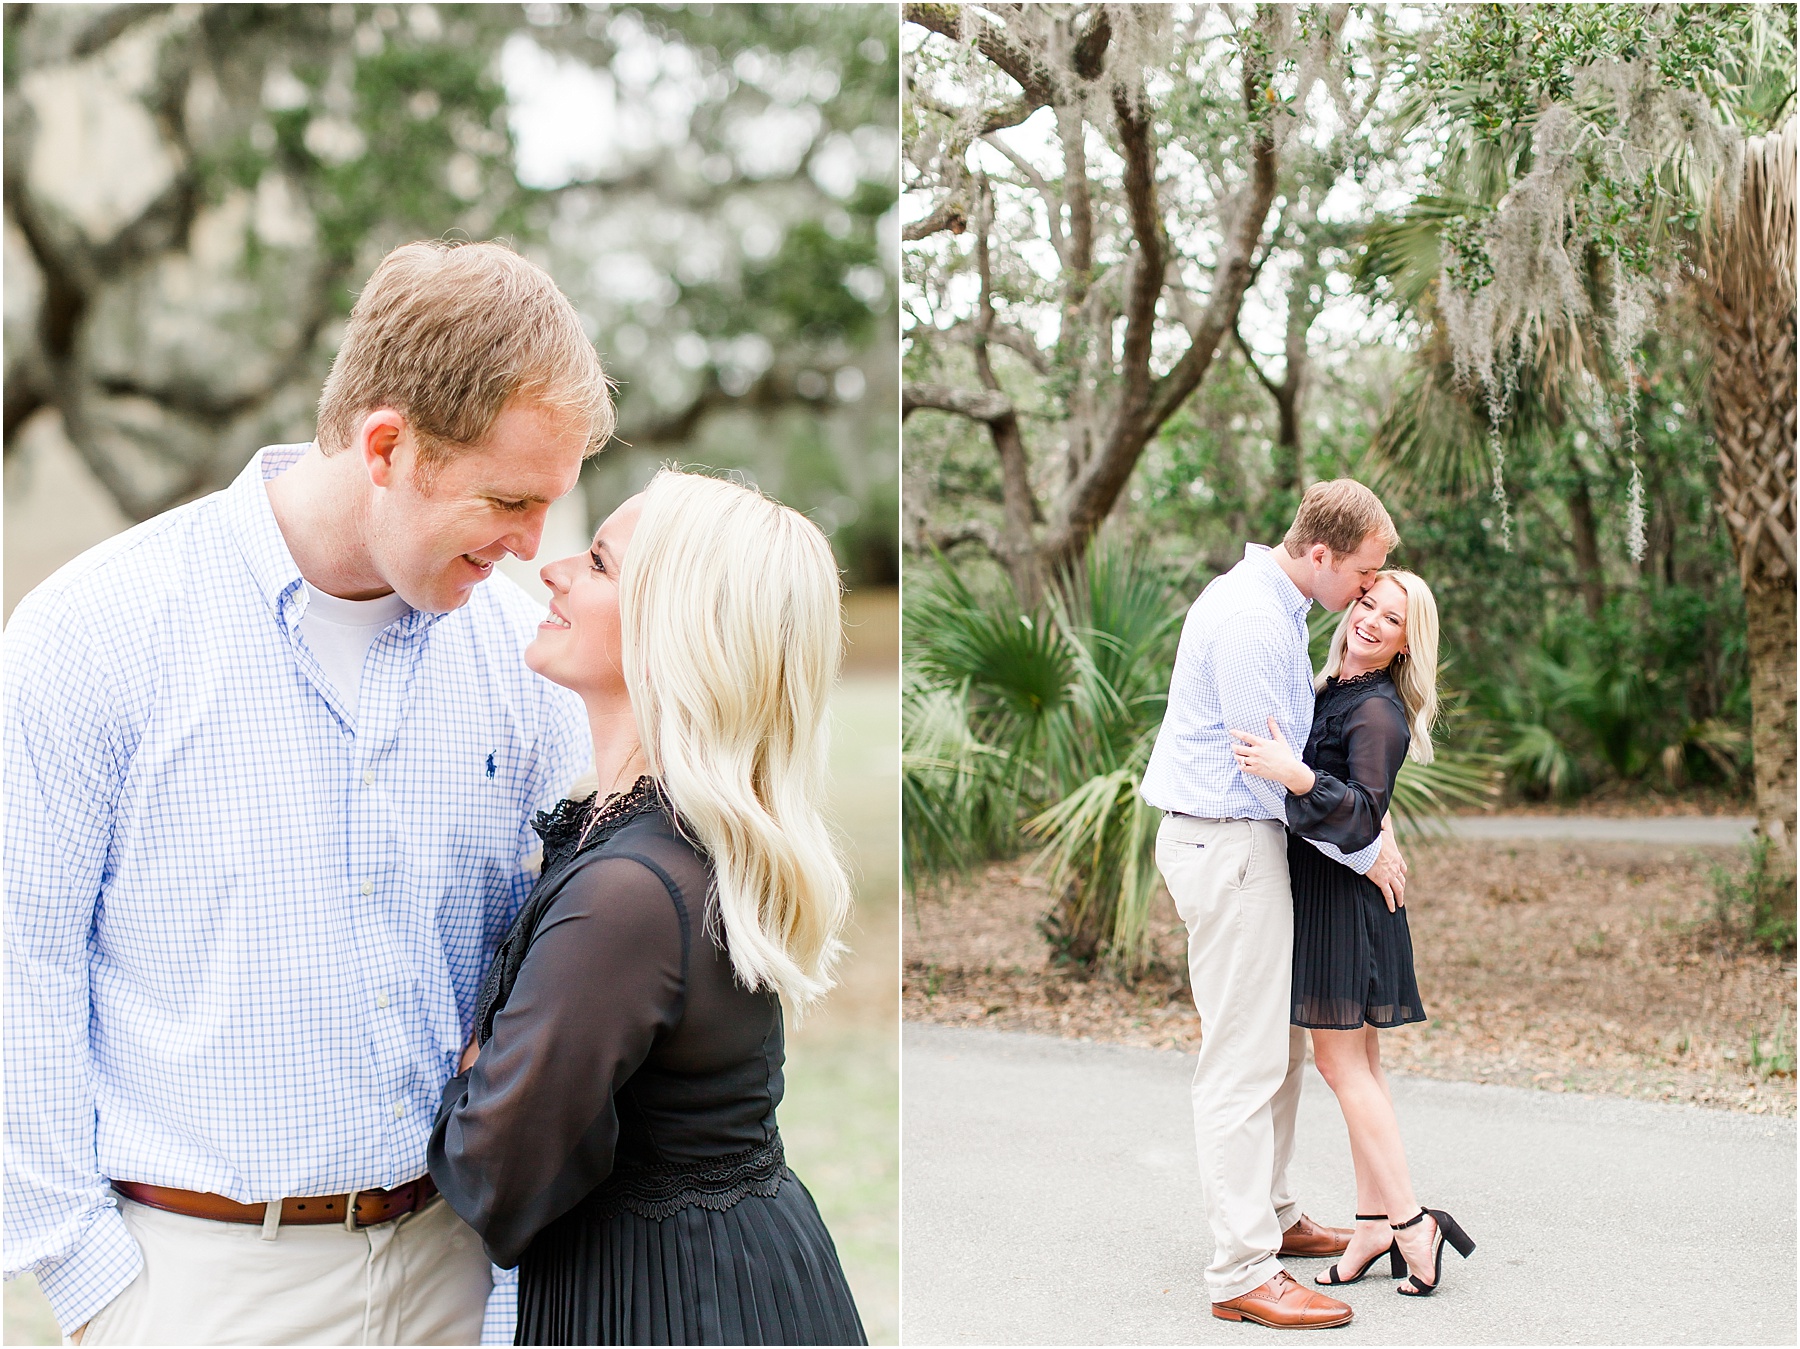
{"left": 909, "top": 559, "right": 1074, "bottom": 726}
{"left": 1355, "top": 196, "right": 1485, "bottom": 309}
{"left": 1023, "top": 757, "right": 1166, "bottom": 972}
{"left": 1369, "top": 356, "right": 1497, "bottom": 499}
{"left": 1391, "top": 749, "right": 1503, "bottom": 837}
{"left": 901, "top": 676, "right": 1020, "bottom": 887}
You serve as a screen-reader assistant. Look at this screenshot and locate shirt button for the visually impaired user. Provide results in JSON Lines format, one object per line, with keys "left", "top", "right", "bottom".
{"left": 363, "top": 771, "right": 374, "bottom": 787}
{"left": 377, "top": 993, "right": 389, "bottom": 1009}
{"left": 392, "top": 1101, "right": 404, "bottom": 1118}
{"left": 361, "top": 879, "right": 373, "bottom": 896}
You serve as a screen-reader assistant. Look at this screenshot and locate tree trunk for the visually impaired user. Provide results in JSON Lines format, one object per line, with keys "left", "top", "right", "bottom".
{"left": 1034, "top": 36, "right": 1279, "bottom": 582}
{"left": 1272, "top": 240, "right": 1318, "bottom": 493}
{"left": 1695, "top": 118, "right": 1796, "bottom": 914}
{"left": 971, "top": 180, "right": 1045, "bottom": 607}
{"left": 1743, "top": 581, "right": 1796, "bottom": 899}
{"left": 1563, "top": 450, "right": 1606, "bottom": 619}
{"left": 901, "top": 5, "right": 1281, "bottom": 606}
{"left": 1042, "top": 879, "right": 1109, "bottom": 968}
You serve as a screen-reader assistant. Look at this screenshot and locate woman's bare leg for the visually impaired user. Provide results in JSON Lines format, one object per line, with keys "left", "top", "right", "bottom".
{"left": 1311, "top": 1027, "right": 1437, "bottom": 1281}
{"left": 1311, "top": 1029, "right": 1396, "bottom": 1278}
{"left": 1353, "top": 1026, "right": 1445, "bottom": 1281}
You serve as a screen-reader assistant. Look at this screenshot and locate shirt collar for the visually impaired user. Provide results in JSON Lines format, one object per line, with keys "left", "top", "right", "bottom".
{"left": 224, "top": 444, "right": 309, "bottom": 623}
{"left": 1245, "top": 542, "right": 1313, "bottom": 620}
{"left": 225, "top": 443, "right": 441, "bottom": 638}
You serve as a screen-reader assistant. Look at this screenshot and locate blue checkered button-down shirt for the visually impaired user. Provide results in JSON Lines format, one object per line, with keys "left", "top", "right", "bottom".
{"left": 3, "top": 444, "right": 590, "bottom": 1332}
{"left": 1141, "top": 544, "right": 1382, "bottom": 873}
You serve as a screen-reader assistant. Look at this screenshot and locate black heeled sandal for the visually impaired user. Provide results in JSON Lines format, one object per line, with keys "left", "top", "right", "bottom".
{"left": 1314, "top": 1214, "right": 1405, "bottom": 1286}
{"left": 1391, "top": 1207, "right": 1476, "bottom": 1296}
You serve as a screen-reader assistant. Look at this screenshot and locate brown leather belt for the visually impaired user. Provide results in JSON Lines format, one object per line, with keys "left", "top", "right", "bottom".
{"left": 114, "top": 1175, "right": 437, "bottom": 1228}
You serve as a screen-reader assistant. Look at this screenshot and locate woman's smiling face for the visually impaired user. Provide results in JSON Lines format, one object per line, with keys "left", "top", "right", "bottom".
{"left": 1343, "top": 574, "right": 1408, "bottom": 670}
{"left": 524, "top": 494, "right": 644, "bottom": 700}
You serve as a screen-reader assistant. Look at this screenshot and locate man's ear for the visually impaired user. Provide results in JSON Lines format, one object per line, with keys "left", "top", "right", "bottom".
{"left": 1310, "top": 542, "right": 1332, "bottom": 571}
{"left": 357, "top": 410, "right": 407, "bottom": 489}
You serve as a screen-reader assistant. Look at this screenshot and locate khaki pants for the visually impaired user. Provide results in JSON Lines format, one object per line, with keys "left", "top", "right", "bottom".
{"left": 1155, "top": 815, "right": 1305, "bottom": 1301}
{"left": 72, "top": 1190, "right": 490, "bottom": 1346}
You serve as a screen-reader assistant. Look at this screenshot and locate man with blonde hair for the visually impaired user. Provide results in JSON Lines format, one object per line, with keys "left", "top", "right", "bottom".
{"left": 1142, "top": 479, "right": 1408, "bottom": 1331}
{"left": 5, "top": 240, "right": 609, "bottom": 1344}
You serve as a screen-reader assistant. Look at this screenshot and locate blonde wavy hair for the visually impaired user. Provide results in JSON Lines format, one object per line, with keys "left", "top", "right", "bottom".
{"left": 619, "top": 468, "right": 851, "bottom": 1009}
{"left": 1317, "top": 569, "right": 1440, "bottom": 765}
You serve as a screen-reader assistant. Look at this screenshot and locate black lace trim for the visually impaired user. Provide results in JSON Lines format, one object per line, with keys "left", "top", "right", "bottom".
{"left": 531, "top": 795, "right": 592, "bottom": 846}
{"left": 585, "top": 1135, "right": 787, "bottom": 1221}
{"left": 1327, "top": 667, "right": 1390, "bottom": 691}
{"left": 531, "top": 777, "right": 662, "bottom": 873}
{"left": 533, "top": 776, "right": 660, "bottom": 848}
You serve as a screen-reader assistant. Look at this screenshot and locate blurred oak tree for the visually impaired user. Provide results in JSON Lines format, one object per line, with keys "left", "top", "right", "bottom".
{"left": 4, "top": 1, "right": 898, "bottom": 579}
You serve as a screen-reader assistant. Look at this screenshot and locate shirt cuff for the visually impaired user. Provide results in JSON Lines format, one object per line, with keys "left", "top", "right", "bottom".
{"left": 32, "top": 1202, "right": 142, "bottom": 1337}
{"left": 1346, "top": 831, "right": 1385, "bottom": 875}
{"left": 1305, "top": 832, "right": 1383, "bottom": 875}
{"left": 482, "top": 1265, "right": 517, "bottom": 1345}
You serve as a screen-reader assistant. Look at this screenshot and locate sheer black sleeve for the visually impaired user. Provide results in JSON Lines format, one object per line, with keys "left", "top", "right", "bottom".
{"left": 1285, "top": 696, "right": 1410, "bottom": 853}
{"left": 428, "top": 854, "right": 688, "bottom": 1269}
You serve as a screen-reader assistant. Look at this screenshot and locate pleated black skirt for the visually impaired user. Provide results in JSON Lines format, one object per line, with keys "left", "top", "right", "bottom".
{"left": 515, "top": 1170, "right": 866, "bottom": 1346}
{"left": 1288, "top": 834, "right": 1428, "bottom": 1031}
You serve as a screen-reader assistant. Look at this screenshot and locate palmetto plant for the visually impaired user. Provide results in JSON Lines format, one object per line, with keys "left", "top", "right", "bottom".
{"left": 900, "top": 675, "right": 1018, "bottom": 886}
{"left": 1390, "top": 748, "right": 1505, "bottom": 837}
{"left": 1480, "top": 675, "right": 1586, "bottom": 800}
{"left": 903, "top": 546, "right": 1183, "bottom": 969}
{"left": 905, "top": 559, "right": 1077, "bottom": 824}
{"left": 1022, "top": 550, "right": 1187, "bottom": 969}
{"left": 1470, "top": 617, "right": 1751, "bottom": 799}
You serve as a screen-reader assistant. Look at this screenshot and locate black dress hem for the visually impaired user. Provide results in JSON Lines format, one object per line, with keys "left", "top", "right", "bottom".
{"left": 1291, "top": 1010, "right": 1430, "bottom": 1032}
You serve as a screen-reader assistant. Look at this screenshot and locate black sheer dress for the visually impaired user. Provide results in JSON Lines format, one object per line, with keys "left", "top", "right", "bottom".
{"left": 429, "top": 779, "right": 866, "bottom": 1346}
{"left": 1284, "top": 669, "right": 1428, "bottom": 1031}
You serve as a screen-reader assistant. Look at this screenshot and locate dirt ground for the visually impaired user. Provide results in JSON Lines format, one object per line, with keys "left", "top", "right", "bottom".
{"left": 904, "top": 836, "right": 1797, "bottom": 1116}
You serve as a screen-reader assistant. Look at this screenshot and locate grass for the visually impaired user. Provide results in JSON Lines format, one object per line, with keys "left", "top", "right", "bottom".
{"left": 1709, "top": 836, "right": 1798, "bottom": 954}
{"left": 1749, "top": 1012, "right": 1796, "bottom": 1080}
{"left": 781, "top": 1024, "right": 899, "bottom": 1344}
{"left": 781, "top": 670, "right": 900, "bottom": 1344}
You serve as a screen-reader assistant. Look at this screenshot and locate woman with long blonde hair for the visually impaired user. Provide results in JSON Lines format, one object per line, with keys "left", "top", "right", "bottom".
{"left": 429, "top": 468, "right": 864, "bottom": 1345}
{"left": 1233, "top": 569, "right": 1476, "bottom": 1300}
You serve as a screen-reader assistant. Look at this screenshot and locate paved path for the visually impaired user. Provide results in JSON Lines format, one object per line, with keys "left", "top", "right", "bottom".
{"left": 902, "top": 1024, "right": 1795, "bottom": 1346}
{"left": 1443, "top": 815, "right": 1754, "bottom": 844}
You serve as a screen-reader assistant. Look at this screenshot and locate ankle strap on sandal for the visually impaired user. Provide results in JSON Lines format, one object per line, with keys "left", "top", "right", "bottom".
{"left": 1390, "top": 1208, "right": 1430, "bottom": 1230}
{"left": 1354, "top": 1213, "right": 1388, "bottom": 1221}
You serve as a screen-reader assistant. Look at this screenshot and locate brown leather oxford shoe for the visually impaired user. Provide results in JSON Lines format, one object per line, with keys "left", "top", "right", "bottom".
{"left": 1212, "top": 1270, "right": 1353, "bottom": 1329}
{"left": 1278, "top": 1213, "right": 1354, "bottom": 1258}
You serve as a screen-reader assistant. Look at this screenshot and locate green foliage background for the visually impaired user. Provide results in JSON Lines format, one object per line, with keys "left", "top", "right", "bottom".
{"left": 5, "top": 1, "right": 900, "bottom": 583}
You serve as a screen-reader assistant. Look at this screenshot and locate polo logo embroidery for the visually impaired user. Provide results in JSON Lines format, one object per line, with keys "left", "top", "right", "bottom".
{"left": 485, "top": 753, "right": 496, "bottom": 780}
